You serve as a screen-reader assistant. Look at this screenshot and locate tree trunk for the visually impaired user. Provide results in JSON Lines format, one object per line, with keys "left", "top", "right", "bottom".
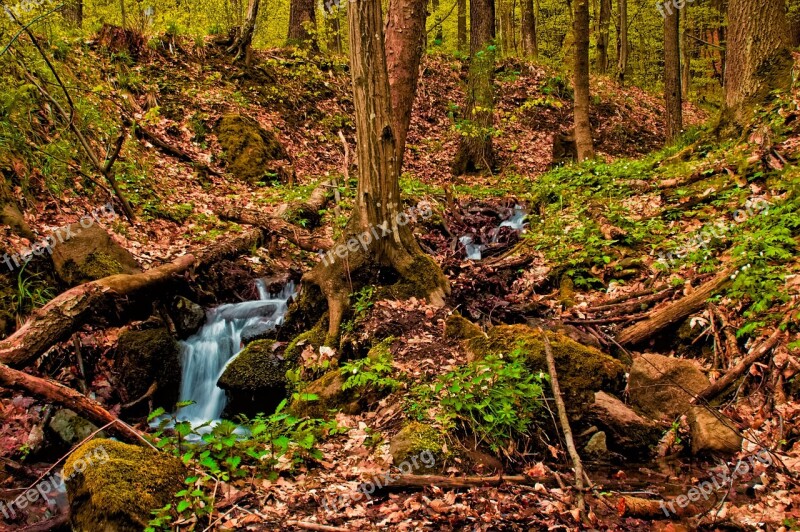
{"left": 617, "top": 0, "right": 628, "bottom": 84}
{"left": 573, "top": 0, "right": 594, "bottom": 160}
{"left": 303, "top": 0, "right": 449, "bottom": 342}
{"left": 597, "top": 0, "right": 610, "bottom": 74}
{"left": 499, "top": 0, "right": 513, "bottom": 56}
{"left": 681, "top": 8, "right": 691, "bottom": 100}
{"left": 288, "top": 0, "right": 319, "bottom": 50}
{"left": 723, "top": 0, "right": 792, "bottom": 125}
{"left": 457, "top": 0, "right": 467, "bottom": 53}
{"left": 386, "top": 0, "right": 428, "bottom": 165}
{"left": 120, "top": 0, "right": 127, "bottom": 28}
{"left": 325, "top": 7, "right": 343, "bottom": 55}
{"left": 451, "top": 0, "right": 496, "bottom": 174}
{"left": 664, "top": 3, "right": 683, "bottom": 143}
{"left": 431, "top": 0, "right": 444, "bottom": 44}
{"left": 520, "top": 0, "right": 538, "bottom": 59}
{"left": 64, "top": 0, "right": 83, "bottom": 28}
{"left": 227, "top": 0, "right": 261, "bottom": 62}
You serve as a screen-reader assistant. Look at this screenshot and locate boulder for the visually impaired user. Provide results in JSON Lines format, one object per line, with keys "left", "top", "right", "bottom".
{"left": 628, "top": 353, "right": 710, "bottom": 421}
{"left": 388, "top": 422, "right": 445, "bottom": 472}
{"left": 51, "top": 222, "right": 140, "bottom": 286}
{"left": 444, "top": 313, "right": 483, "bottom": 340}
{"left": 465, "top": 324, "right": 625, "bottom": 415}
{"left": 289, "top": 369, "right": 356, "bottom": 419}
{"left": 0, "top": 203, "right": 34, "bottom": 240}
{"left": 170, "top": 296, "right": 205, "bottom": 338}
{"left": 116, "top": 328, "right": 182, "bottom": 413}
{"left": 217, "top": 339, "right": 289, "bottom": 417}
{"left": 688, "top": 406, "right": 742, "bottom": 455}
{"left": 64, "top": 439, "right": 185, "bottom": 532}
{"left": 583, "top": 431, "right": 608, "bottom": 457}
{"left": 48, "top": 409, "right": 105, "bottom": 447}
{"left": 589, "top": 391, "right": 662, "bottom": 457}
{"left": 216, "top": 114, "right": 289, "bottom": 183}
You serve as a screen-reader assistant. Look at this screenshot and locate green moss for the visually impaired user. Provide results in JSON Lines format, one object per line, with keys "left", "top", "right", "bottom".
{"left": 366, "top": 336, "right": 393, "bottom": 361}
{"left": 388, "top": 422, "right": 445, "bottom": 472}
{"left": 466, "top": 325, "right": 625, "bottom": 414}
{"left": 80, "top": 251, "right": 125, "bottom": 280}
{"left": 444, "top": 314, "right": 483, "bottom": 341}
{"left": 116, "top": 328, "right": 181, "bottom": 410}
{"left": 379, "top": 255, "right": 447, "bottom": 301}
{"left": 64, "top": 439, "right": 185, "bottom": 532}
{"left": 284, "top": 319, "right": 328, "bottom": 361}
{"left": 217, "top": 340, "right": 286, "bottom": 392}
{"left": 217, "top": 114, "right": 287, "bottom": 183}
{"left": 289, "top": 369, "right": 356, "bottom": 418}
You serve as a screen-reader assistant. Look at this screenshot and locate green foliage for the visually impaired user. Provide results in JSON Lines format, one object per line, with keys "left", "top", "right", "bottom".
{"left": 12, "top": 263, "right": 54, "bottom": 317}
{"left": 341, "top": 285, "right": 376, "bottom": 334}
{"left": 341, "top": 338, "right": 401, "bottom": 394}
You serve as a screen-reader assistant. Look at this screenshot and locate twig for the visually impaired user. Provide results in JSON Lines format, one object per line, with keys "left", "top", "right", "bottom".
{"left": 286, "top": 521, "right": 350, "bottom": 532}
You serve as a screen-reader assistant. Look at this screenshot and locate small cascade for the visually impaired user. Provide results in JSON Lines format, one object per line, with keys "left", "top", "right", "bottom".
{"left": 176, "top": 280, "right": 295, "bottom": 423}
{"left": 461, "top": 205, "right": 527, "bottom": 261}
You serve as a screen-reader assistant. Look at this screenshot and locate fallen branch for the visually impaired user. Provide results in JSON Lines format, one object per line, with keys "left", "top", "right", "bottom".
{"left": 214, "top": 205, "right": 333, "bottom": 252}
{"left": 286, "top": 521, "right": 350, "bottom": 532}
{"left": 616, "top": 267, "right": 735, "bottom": 345}
{"left": 133, "top": 122, "right": 222, "bottom": 177}
{"left": 372, "top": 474, "right": 552, "bottom": 491}
{"left": 617, "top": 495, "right": 705, "bottom": 518}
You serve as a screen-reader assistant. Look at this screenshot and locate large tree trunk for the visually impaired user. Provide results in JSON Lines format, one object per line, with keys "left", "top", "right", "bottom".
{"left": 573, "top": 0, "right": 594, "bottom": 160}
{"left": 597, "top": 0, "right": 611, "bottom": 74}
{"left": 432, "top": 0, "right": 444, "bottom": 44}
{"left": 723, "top": 0, "right": 792, "bottom": 125}
{"left": 303, "top": 0, "right": 450, "bottom": 342}
{"left": 385, "top": 0, "right": 428, "bottom": 164}
{"left": 521, "top": 0, "right": 538, "bottom": 59}
{"left": 451, "top": 0, "right": 496, "bottom": 174}
{"left": 681, "top": 8, "right": 691, "bottom": 101}
{"left": 227, "top": 0, "right": 261, "bottom": 63}
{"left": 457, "top": 0, "right": 467, "bottom": 53}
{"left": 664, "top": 3, "right": 683, "bottom": 143}
{"left": 499, "top": 0, "right": 513, "bottom": 56}
{"left": 617, "top": 0, "right": 629, "bottom": 84}
{"left": 288, "top": 0, "right": 319, "bottom": 50}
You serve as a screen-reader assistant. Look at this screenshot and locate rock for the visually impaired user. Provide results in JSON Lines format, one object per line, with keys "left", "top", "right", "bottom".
{"left": 465, "top": 324, "right": 625, "bottom": 415}
{"left": 216, "top": 114, "right": 289, "bottom": 183}
{"left": 628, "top": 353, "right": 710, "bottom": 421}
{"left": 217, "top": 340, "right": 289, "bottom": 417}
{"left": 170, "top": 296, "right": 205, "bottom": 338}
{"left": 289, "top": 369, "right": 356, "bottom": 419}
{"left": 584, "top": 431, "right": 608, "bottom": 457}
{"left": 589, "top": 391, "right": 662, "bottom": 457}
{"left": 51, "top": 222, "right": 140, "bottom": 286}
{"left": 388, "top": 422, "right": 445, "bottom": 472}
{"left": 444, "top": 314, "right": 483, "bottom": 340}
{"left": 0, "top": 203, "right": 34, "bottom": 240}
{"left": 65, "top": 439, "right": 185, "bottom": 532}
{"left": 116, "top": 328, "right": 182, "bottom": 414}
{"left": 688, "top": 406, "right": 741, "bottom": 455}
{"left": 48, "top": 409, "right": 105, "bottom": 447}
{"left": 240, "top": 319, "right": 279, "bottom": 345}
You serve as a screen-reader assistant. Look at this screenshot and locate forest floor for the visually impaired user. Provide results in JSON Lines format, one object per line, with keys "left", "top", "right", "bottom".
{"left": 1, "top": 31, "right": 799, "bottom": 531}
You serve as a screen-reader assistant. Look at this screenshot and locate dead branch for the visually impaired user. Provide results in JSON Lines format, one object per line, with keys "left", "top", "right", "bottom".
{"left": 132, "top": 122, "right": 222, "bottom": 176}
{"left": 214, "top": 205, "right": 333, "bottom": 252}
{"left": 373, "top": 474, "right": 554, "bottom": 491}
{"left": 286, "top": 521, "right": 350, "bottom": 532}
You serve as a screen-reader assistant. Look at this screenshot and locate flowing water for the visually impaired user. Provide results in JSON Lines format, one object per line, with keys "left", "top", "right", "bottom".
{"left": 176, "top": 280, "right": 295, "bottom": 423}
{"left": 460, "top": 205, "right": 528, "bottom": 261}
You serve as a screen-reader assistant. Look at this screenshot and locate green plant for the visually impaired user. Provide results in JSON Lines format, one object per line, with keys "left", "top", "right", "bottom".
{"left": 341, "top": 338, "right": 401, "bottom": 393}
{"left": 12, "top": 263, "right": 55, "bottom": 317}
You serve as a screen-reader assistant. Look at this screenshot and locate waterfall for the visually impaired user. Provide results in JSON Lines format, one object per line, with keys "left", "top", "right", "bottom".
{"left": 176, "top": 280, "right": 295, "bottom": 423}
{"left": 461, "top": 205, "right": 527, "bottom": 261}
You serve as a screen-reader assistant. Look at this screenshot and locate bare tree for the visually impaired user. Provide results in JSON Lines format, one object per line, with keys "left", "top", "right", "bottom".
{"left": 664, "top": 3, "right": 683, "bottom": 142}
{"left": 573, "top": 0, "right": 595, "bottom": 160}
{"left": 227, "top": 0, "right": 261, "bottom": 63}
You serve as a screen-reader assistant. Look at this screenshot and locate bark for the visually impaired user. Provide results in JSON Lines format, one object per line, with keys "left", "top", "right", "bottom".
{"left": 227, "top": 0, "right": 261, "bottom": 62}
{"left": 681, "top": 8, "right": 691, "bottom": 100}
{"left": 597, "top": 0, "right": 611, "bottom": 74}
{"left": 457, "top": 0, "right": 467, "bottom": 53}
{"left": 451, "top": 0, "right": 496, "bottom": 174}
{"left": 288, "top": 0, "right": 319, "bottom": 50}
{"left": 572, "top": 0, "right": 594, "bottom": 160}
{"left": 520, "top": 0, "right": 538, "bottom": 59}
{"left": 385, "top": 0, "right": 428, "bottom": 164}
{"left": 664, "top": 3, "right": 683, "bottom": 143}
{"left": 723, "top": 0, "right": 792, "bottom": 125}
{"left": 616, "top": 0, "right": 628, "bottom": 84}
{"left": 499, "top": 0, "right": 513, "bottom": 56}
{"left": 303, "top": 0, "right": 450, "bottom": 341}
{"left": 63, "top": 0, "right": 83, "bottom": 28}
{"left": 324, "top": 6, "right": 343, "bottom": 54}
{"left": 214, "top": 206, "right": 334, "bottom": 251}
{"left": 432, "top": 0, "right": 444, "bottom": 43}
{"left": 616, "top": 267, "right": 734, "bottom": 345}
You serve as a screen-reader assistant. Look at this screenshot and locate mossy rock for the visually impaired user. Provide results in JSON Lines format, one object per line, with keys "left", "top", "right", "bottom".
{"left": 116, "top": 328, "right": 181, "bottom": 414}
{"left": 217, "top": 339, "right": 289, "bottom": 417}
{"left": 216, "top": 114, "right": 289, "bottom": 183}
{"left": 388, "top": 422, "right": 445, "bottom": 472}
{"left": 289, "top": 369, "right": 356, "bottom": 418}
{"left": 48, "top": 409, "right": 106, "bottom": 447}
{"left": 284, "top": 319, "right": 329, "bottom": 361}
{"left": 64, "top": 439, "right": 185, "bottom": 532}
{"left": 170, "top": 296, "right": 205, "bottom": 338}
{"left": 466, "top": 324, "right": 625, "bottom": 415}
{"left": 51, "top": 223, "right": 140, "bottom": 287}
{"left": 444, "top": 313, "right": 483, "bottom": 341}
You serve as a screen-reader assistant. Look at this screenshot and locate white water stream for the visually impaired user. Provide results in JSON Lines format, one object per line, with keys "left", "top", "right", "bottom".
{"left": 461, "top": 205, "right": 527, "bottom": 261}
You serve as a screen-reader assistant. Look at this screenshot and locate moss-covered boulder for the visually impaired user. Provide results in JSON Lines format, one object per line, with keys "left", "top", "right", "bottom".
{"left": 217, "top": 339, "right": 289, "bottom": 417}
{"left": 217, "top": 114, "right": 289, "bottom": 183}
{"left": 466, "top": 324, "right": 625, "bottom": 415}
{"left": 388, "top": 422, "right": 445, "bottom": 472}
{"left": 116, "top": 328, "right": 181, "bottom": 414}
{"left": 444, "top": 313, "right": 483, "bottom": 340}
{"left": 64, "top": 439, "right": 185, "bottom": 532}
{"left": 51, "top": 223, "right": 140, "bottom": 286}
{"left": 289, "top": 369, "right": 355, "bottom": 418}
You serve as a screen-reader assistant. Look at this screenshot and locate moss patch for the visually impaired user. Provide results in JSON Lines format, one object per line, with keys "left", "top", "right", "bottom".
{"left": 444, "top": 313, "right": 483, "bottom": 341}
{"left": 388, "top": 422, "right": 445, "bottom": 472}
{"left": 51, "top": 223, "right": 140, "bottom": 287}
{"left": 466, "top": 324, "right": 625, "bottom": 414}
{"left": 217, "top": 340, "right": 290, "bottom": 417}
{"left": 284, "top": 319, "right": 329, "bottom": 361}
{"left": 64, "top": 439, "right": 185, "bottom": 532}
{"left": 217, "top": 114, "right": 288, "bottom": 183}
{"left": 289, "top": 369, "right": 356, "bottom": 418}
{"left": 116, "top": 328, "right": 181, "bottom": 412}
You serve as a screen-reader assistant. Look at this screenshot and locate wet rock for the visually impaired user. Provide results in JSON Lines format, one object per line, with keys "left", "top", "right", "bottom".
{"left": 217, "top": 339, "right": 288, "bottom": 417}
{"left": 688, "top": 406, "right": 742, "bottom": 455}
{"left": 584, "top": 431, "right": 608, "bottom": 457}
{"left": 628, "top": 353, "right": 710, "bottom": 421}
{"left": 170, "top": 296, "right": 205, "bottom": 338}
{"left": 388, "top": 422, "right": 445, "bottom": 472}
{"left": 589, "top": 391, "right": 662, "bottom": 457}
{"left": 240, "top": 319, "right": 279, "bottom": 345}
{"left": 48, "top": 409, "right": 105, "bottom": 447}
{"left": 217, "top": 114, "right": 290, "bottom": 183}
{"left": 65, "top": 439, "right": 185, "bottom": 532}
{"left": 116, "top": 328, "right": 182, "bottom": 414}
{"left": 216, "top": 301, "right": 278, "bottom": 321}
{"left": 51, "top": 223, "right": 140, "bottom": 286}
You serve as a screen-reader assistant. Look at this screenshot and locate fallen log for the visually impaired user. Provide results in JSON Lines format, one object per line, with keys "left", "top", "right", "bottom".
{"left": 215, "top": 205, "right": 333, "bottom": 252}
{"left": 372, "top": 474, "right": 548, "bottom": 492}
{"left": 616, "top": 267, "right": 735, "bottom": 346}
{"left": 272, "top": 179, "right": 335, "bottom": 229}
{"left": 133, "top": 122, "right": 222, "bottom": 176}
{"left": 0, "top": 255, "right": 195, "bottom": 368}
